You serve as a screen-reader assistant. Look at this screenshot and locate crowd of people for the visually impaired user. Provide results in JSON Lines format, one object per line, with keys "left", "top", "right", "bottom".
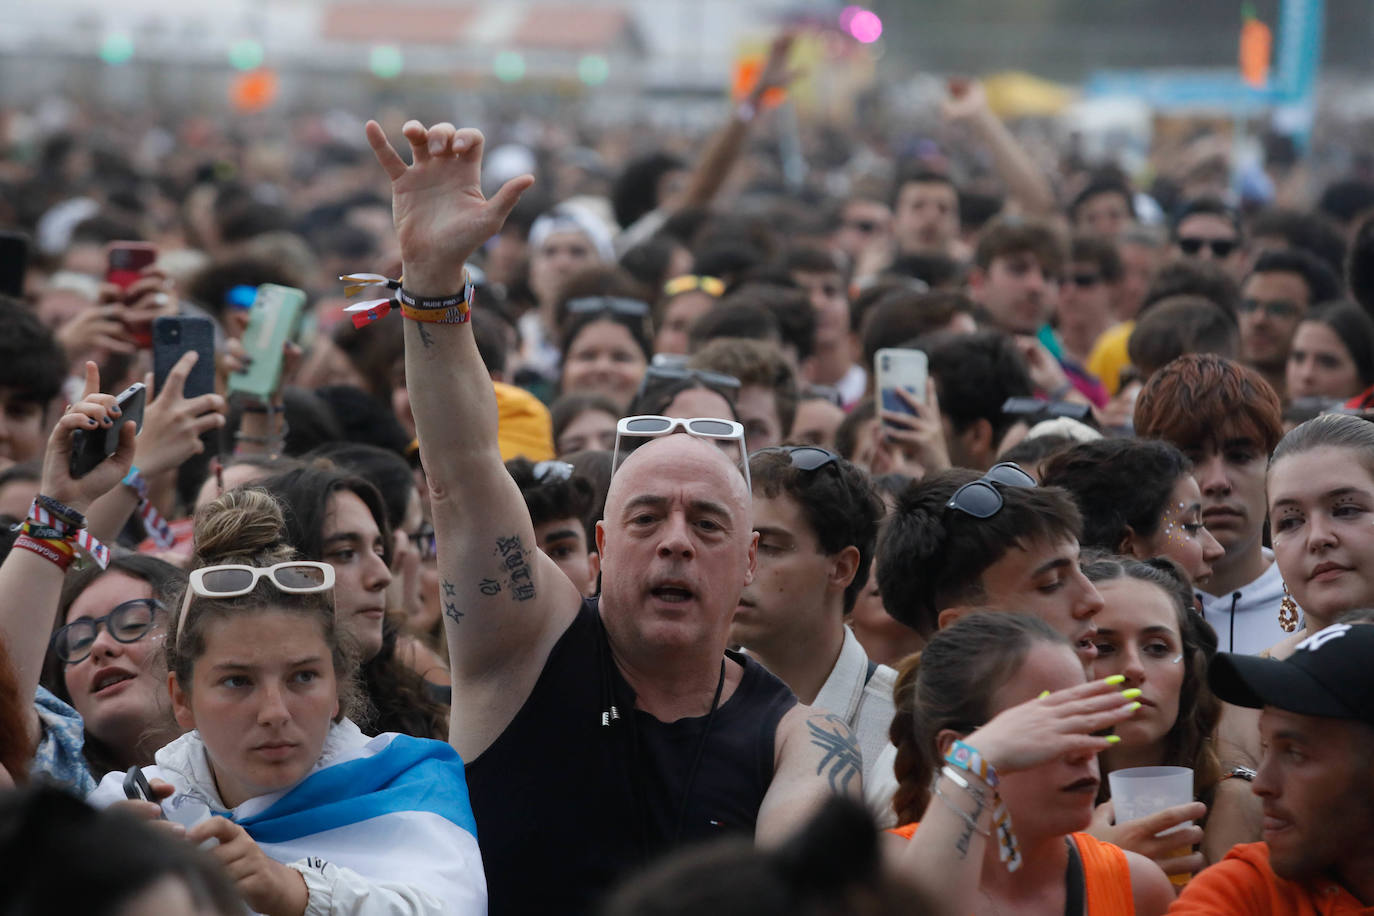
{"left": 3, "top": 31, "right": 1374, "bottom": 915}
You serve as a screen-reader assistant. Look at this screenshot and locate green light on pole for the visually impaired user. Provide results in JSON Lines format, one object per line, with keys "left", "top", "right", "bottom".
{"left": 370, "top": 45, "right": 404, "bottom": 79}
{"left": 228, "top": 39, "right": 265, "bottom": 72}
{"left": 577, "top": 54, "right": 609, "bottom": 86}
{"left": 493, "top": 51, "right": 526, "bottom": 83}
{"left": 100, "top": 32, "right": 135, "bottom": 66}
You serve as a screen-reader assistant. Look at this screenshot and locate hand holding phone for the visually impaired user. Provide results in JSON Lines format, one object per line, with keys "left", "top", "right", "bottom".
{"left": 228, "top": 284, "right": 307, "bottom": 403}
{"left": 875, "top": 348, "right": 928, "bottom": 423}
{"left": 69, "top": 382, "right": 146, "bottom": 479}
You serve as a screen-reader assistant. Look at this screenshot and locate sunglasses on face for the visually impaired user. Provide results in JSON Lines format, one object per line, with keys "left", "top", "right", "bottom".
{"left": 1237, "top": 298, "right": 1303, "bottom": 321}
{"left": 843, "top": 219, "right": 881, "bottom": 234}
{"left": 1177, "top": 237, "right": 1238, "bottom": 258}
{"left": 945, "top": 462, "right": 1037, "bottom": 519}
{"left": 177, "top": 561, "right": 336, "bottom": 645}
{"left": 51, "top": 598, "right": 165, "bottom": 665}
{"left": 612, "top": 415, "right": 751, "bottom": 490}
{"left": 565, "top": 296, "right": 651, "bottom": 318}
{"left": 1068, "top": 272, "right": 1102, "bottom": 288}
{"left": 640, "top": 365, "right": 741, "bottom": 392}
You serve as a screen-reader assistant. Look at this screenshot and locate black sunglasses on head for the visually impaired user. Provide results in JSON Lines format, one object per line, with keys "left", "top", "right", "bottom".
{"left": 945, "top": 462, "right": 1036, "bottom": 519}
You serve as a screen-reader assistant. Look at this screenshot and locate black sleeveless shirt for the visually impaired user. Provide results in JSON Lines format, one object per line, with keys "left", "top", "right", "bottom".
{"left": 465, "top": 598, "right": 797, "bottom": 915}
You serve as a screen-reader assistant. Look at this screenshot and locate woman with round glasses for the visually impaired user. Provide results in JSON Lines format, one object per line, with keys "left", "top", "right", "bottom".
{"left": 37, "top": 556, "right": 187, "bottom": 789}
{"left": 92, "top": 487, "right": 486, "bottom": 915}
{"left": 0, "top": 376, "right": 187, "bottom": 793}
{"left": 1081, "top": 555, "right": 1260, "bottom": 877}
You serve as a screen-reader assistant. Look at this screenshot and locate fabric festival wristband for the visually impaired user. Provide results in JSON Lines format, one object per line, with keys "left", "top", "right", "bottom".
{"left": 27, "top": 502, "right": 110, "bottom": 569}
{"left": 945, "top": 739, "right": 999, "bottom": 790}
{"left": 12, "top": 535, "right": 75, "bottom": 571}
{"left": 399, "top": 300, "right": 471, "bottom": 324}
{"left": 122, "top": 466, "right": 150, "bottom": 502}
{"left": 396, "top": 272, "right": 474, "bottom": 312}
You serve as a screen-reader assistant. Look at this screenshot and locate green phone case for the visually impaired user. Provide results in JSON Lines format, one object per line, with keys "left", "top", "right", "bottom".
{"left": 227, "top": 284, "right": 307, "bottom": 402}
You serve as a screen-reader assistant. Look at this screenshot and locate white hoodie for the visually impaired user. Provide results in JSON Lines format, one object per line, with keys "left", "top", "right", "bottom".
{"left": 1197, "top": 548, "right": 1301, "bottom": 655}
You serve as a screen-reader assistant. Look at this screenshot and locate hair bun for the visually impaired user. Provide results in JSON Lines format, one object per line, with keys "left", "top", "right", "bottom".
{"left": 192, "top": 487, "right": 289, "bottom": 564}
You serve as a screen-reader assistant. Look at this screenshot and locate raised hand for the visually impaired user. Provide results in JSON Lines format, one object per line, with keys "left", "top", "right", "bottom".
{"left": 40, "top": 362, "right": 137, "bottom": 514}
{"left": 941, "top": 78, "right": 992, "bottom": 126}
{"left": 137, "top": 350, "right": 228, "bottom": 476}
{"left": 963, "top": 677, "right": 1141, "bottom": 775}
{"left": 873, "top": 381, "right": 951, "bottom": 478}
{"left": 364, "top": 120, "right": 533, "bottom": 291}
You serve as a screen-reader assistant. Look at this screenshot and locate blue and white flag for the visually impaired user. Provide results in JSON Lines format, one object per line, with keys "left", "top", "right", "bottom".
{"left": 234, "top": 733, "right": 486, "bottom": 915}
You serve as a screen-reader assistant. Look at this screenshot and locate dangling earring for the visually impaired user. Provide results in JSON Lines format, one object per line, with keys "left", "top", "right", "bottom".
{"left": 1279, "top": 583, "right": 1300, "bottom": 633}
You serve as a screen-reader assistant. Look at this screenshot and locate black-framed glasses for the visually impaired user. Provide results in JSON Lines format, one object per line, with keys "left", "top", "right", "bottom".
{"left": 1177, "top": 237, "right": 1238, "bottom": 258}
{"left": 566, "top": 296, "right": 651, "bottom": 318}
{"left": 945, "top": 462, "right": 1036, "bottom": 519}
{"left": 51, "top": 598, "right": 165, "bottom": 665}
{"left": 410, "top": 522, "right": 437, "bottom": 561}
{"left": 1237, "top": 298, "right": 1303, "bottom": 321}
{"left": 533, "top": 460, "right": 574, "bottom": 483}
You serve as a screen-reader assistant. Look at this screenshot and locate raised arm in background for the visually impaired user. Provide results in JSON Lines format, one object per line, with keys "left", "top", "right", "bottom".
{"left": 365, "top": 119, "right": 583, "bottom": 761}
{"left": 943, "top": 79, "right": 1057, "bottom": 218}
{"left": 0, "top": 362, "right": 134, "bottom": 745}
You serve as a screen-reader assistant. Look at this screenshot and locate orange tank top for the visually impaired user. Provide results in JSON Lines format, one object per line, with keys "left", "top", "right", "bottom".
{"left": 889, "top": 824, "right": 1134, "bottom": 915}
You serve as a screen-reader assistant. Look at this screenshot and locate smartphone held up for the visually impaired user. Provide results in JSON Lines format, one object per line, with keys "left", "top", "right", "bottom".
{"left": 69, "top": 382, "right": 145, "bottom": 479}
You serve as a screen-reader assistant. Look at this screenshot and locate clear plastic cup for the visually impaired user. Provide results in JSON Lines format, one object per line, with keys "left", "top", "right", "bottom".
{"left": 1108, "top": 765, "right": 1194, "bottom": 886}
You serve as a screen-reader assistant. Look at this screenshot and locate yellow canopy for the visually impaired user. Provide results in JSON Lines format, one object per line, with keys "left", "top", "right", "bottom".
{"left": 981, "top": 71, "right": 1077, "bottom": 118}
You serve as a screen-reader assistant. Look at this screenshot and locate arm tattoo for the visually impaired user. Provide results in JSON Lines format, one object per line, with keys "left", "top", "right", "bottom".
{"left": 441, "top": 580, "right": 465, "bottom": 624}
{"left": 492, "top": 534, "right": 536, "bottom": 601}
{"left": 416, "top": 323, "right": 435, "bottom": 349}
{"left": 807, "top": 714, "right": 861, "bottom": 794}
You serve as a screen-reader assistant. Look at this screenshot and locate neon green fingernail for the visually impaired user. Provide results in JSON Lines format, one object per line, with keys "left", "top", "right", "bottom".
{"left": 1128, "top": 701, "right": 1142, "bottom": 712}
{"left": 1120, "top": 688, "right": 1143, "bottom": 700}
{"left": 1105, "top": 735, "right": 1122, "bottom": 744}
{"left": 1038, "top": 690, "right": 1051, "bottom": 699}
{"left": 1103, "top": 675, "right": 1126, "bottom": 686}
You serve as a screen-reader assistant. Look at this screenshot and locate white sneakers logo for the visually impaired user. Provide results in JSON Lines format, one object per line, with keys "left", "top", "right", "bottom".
{"left": 1295, "top": 623, "right": 1352, "bottom": 654}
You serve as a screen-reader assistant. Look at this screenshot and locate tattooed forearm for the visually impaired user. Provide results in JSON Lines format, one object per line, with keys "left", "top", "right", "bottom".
{"left": 417, "top": 323, "right": 435, "bottom": 349}
{"left": 807, "top": 714, "right": 861, "bottom": 795}
{"left": 440, "top": 580, "right": 465, "bottom": 625}
{"left": 489, "top": 534, "right": 536, "bottom": 601}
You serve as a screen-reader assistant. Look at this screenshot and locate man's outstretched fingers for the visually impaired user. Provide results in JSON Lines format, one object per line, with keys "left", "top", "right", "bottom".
{"left": 488, "top": 174, "right": 536, "bottom": 225}
{"left": 427, "top": 122, "right": 457, "bottom": 156}
{"left": 402, "top": 119, "right": 432, "bottom": 164}
{"left": 453, "top": 127, "right": 485, "bottom": 159}
{"left": 365, "top": 120, "right": 408, "bottom": 180}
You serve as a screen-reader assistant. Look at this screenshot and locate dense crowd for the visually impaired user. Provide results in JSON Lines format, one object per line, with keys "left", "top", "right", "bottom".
{"left": 2, "top": 31, "right": 1374, "bottom": 916}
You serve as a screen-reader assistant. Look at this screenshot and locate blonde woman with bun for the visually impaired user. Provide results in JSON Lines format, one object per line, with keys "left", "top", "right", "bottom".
{"left": 91, "top": 488, "right": 486, "bottom": 916}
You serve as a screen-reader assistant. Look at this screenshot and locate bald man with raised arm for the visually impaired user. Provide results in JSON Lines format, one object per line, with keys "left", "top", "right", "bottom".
{"left": 366, "top": 119, "right": 859, "bottom": 915}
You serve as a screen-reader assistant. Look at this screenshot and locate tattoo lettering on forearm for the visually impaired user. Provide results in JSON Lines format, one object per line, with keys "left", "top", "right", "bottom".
{"left": 478, "top": 578, "right": 501, "bottom": 596}
{"left": 954, "top": 792, "right": 986, "bottom": 858}
{"left": 493, "top": 535, "right": 536, "bottom": 601}
{"left": 807, "top": 714, "right": 861, "bottom": 794}
{"left": 417, "top": 323, "right": 435, "bottom": 349}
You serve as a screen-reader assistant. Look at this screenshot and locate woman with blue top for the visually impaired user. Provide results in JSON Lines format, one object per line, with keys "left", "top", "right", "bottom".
{"left": 91, "top": 485, "right": 486, "bottom": 915}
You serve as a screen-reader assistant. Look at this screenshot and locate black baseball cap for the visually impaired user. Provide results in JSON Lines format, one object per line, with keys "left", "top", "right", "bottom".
{"left": 1209, "top": 623, "right": 1374, "bottom": 727}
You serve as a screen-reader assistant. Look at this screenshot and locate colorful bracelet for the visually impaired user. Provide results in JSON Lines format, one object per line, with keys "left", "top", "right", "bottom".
{"left": 27, "top": 499, "right": 109, "bottom": 569}
{"left": 122, "top": 467, "right": 175, "bottom": 549}
{"left": 122, "top": 466, "right": 150, "bottom": 502}
{"left": 340, "top": 270, "right": 474, "bottom": 329}
{"left": 12, "top": 534, "right": 75, "bottom": 571}
{"left": 945, "top": 739, "right": 999, "bottom": 789}
{"left": 398, "top": 299, "right": 471, "bottom": 325}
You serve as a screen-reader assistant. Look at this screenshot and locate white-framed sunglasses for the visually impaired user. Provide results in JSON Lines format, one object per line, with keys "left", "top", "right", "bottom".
{"left": 176, "top": 561, "right": 336, "bottom": 644}
{"left": 612, "top": 415, "right": 750, "bottom": 490}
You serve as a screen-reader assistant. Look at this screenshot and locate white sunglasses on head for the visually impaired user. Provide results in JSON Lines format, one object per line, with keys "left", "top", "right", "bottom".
{"left": 612, "top": 415, "right": 750, "bottom": 490}
{"left": 176, "top": 561, "right": 336, "bottom": 644}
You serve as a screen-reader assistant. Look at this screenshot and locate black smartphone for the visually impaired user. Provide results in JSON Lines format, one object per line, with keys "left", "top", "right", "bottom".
{"left": 69, "top": 382, "right": 147, "bottom": 479}
{"left": 122, "top": 765, "right": 155, "bottom": 802}
{"left": 152, "top": 316, "right": 216, "bottom": 401}
{"left": 0, "top": 231, "right": 28, "bottom": 298}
